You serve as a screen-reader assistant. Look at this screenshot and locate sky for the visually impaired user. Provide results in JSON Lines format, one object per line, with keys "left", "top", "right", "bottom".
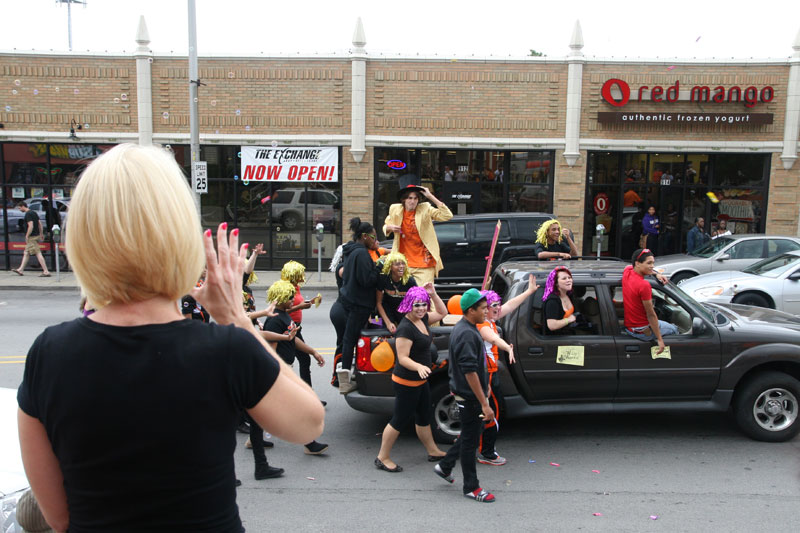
{"left": 1, "top": 0, "right": 799, "bottom": 60}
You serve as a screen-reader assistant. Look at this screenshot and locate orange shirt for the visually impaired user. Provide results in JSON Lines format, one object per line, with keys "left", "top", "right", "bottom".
{"left": 563, "top": 305, "right": 575, "bottom": 319}
{"left": 368, "top": 247, "right": 388, "bottom": 263}
{"left": 477, "top": 321, "right": 499, "bottom": 373}
{"left": 399, "top": 210, "right": 436, "bottom": 269}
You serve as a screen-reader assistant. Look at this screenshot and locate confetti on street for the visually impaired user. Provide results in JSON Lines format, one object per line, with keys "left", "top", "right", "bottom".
{"left": 528, "top": 459, "right": 536, "bottom": 463}
{"left": 593, "top": 513, "right": 603, "bottom": 517}
{"left": 592, "top": 470, "right": 600, "bottom": 473}
{"left": 650, "top": 515, "right": 659, "bottom": 520}
{"left": 306, "top": 477, "right": 316, "bottom": 481}
{"left": 666, "top": 66, "right": 676, "bottom": 70}
{"left": 549, "top": 462, "right": 560, "bottom": 467}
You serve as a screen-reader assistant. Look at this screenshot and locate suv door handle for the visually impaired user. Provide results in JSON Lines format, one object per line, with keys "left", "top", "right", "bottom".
{"left": 456, "top": 242, "right": 469, "bottom": 246}
{"left": 498, "top": 241, "right": 511, "bottom": 245}
{"left": 625, "top": 345, "right": 640, "bottom": 353}
{"left": 528, "top": 347, "right": 543, "bottom": 355}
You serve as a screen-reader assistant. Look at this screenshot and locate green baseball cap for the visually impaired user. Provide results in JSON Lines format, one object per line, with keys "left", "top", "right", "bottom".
{"left": 460, "top": 288, "right": 486, "bottom": 312}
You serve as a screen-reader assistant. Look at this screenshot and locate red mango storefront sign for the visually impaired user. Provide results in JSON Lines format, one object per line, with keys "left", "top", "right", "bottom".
{"left": 601, "top": 78, "right": 774, "bottom": 108}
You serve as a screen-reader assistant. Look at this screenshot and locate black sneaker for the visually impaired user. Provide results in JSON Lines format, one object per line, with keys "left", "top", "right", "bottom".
{"left": 304, "top": 441, "right": 329, "bottom": 455}
{"left": 254, "top": 464, "right": 284, "bottom": 480}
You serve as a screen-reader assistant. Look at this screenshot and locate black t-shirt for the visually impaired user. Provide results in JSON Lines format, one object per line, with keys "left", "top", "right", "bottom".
{"left": 543, "top": 292, "right": 574, "bottom": 335}
{"left": 533, "top": 240, "right": 570, "bottom": 260}
{"left": 377, "top": 274, "right": 417, "bottom": 326}
{"left": 17, "top": 318, "right": 280, "bottom": 532}
{"left": 181, "top": 294, "right": 209, "bottom": 322}
{"left": 24, "top": 209, "right": 40, "bottom": 236}
{"left": 263, "top": 308, "right": 297, "bottom": 365}
{"left": 393, "top": 315, "right": 432, "bottom": 381}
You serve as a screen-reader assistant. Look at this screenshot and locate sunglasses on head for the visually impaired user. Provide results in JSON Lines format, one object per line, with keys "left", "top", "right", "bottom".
{"left": 637, "top": 248, "right": 651, "bottom": 260}
{"left": 412, "top": 302, "right": 428, "bottom": 308}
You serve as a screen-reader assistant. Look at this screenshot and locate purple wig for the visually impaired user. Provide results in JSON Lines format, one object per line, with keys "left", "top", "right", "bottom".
{"left": 542, "top": 266, "right": 573, "bottom": 301}
{"left": 397, "top": 286, "right": 431, "bottom": 314}
{"left": 481, "top": 290, "right": 501, "bottom": 306}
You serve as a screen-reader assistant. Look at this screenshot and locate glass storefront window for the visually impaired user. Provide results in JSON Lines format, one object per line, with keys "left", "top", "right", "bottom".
{"left": 509, "top": 151, "right": 553, "bottom": 214}
{"left": 623, "top": 153, "right": 648, "bottom": 184}
{"left": 587, "top": 153, "right": 620, "bottom": 185}
{"left": 714, "top": 154, "right": 767, "bottom": 187}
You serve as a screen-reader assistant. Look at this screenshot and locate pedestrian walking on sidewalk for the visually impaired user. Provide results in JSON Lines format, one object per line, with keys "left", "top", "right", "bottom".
{"left": 12, "top": 201, "right": 51, "bottom": 277}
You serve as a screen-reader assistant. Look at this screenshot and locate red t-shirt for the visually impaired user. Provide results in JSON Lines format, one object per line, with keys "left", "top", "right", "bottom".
{"left": 622, "top": 265, "right": 651, "bottom": 329}
{"left": 289, "top": 285, "right": 304, "bottom": 324}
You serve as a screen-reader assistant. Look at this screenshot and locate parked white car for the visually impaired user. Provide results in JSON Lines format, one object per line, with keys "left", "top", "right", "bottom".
{"left": 680, "top": 251, "right": 800, "bottom": 313}
{"left": 0, "top": 387, "right": 27, "bottom": 532}
{"left": 657, "top": 234, "right": 800, "bottom": 285}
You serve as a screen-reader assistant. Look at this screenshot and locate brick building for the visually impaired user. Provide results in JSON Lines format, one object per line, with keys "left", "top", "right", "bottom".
{"left": 2, "top": 19, "right": 799, "bottom": 270}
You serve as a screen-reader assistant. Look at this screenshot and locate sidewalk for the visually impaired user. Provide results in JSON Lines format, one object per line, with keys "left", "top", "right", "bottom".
{"left": 1, "top": 269, "right": 338, "bottom": 292}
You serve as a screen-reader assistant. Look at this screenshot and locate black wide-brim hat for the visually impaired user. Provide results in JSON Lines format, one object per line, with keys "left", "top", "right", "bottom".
{"left": 397, "top": 184, "right": 425, "bottom": 199}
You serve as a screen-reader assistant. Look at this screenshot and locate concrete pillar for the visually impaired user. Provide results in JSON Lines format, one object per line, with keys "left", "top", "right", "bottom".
{"left": 563, "top": 20, "right": 585, "bottom": 167}
{"left": 350, "top": 17, "right": 367, "bottom": 163}
{"left": 780, "top": 27, "right": 800, "bottom": 171}
{"left": 134, "top": 16, "right": 153, "bottom": 146}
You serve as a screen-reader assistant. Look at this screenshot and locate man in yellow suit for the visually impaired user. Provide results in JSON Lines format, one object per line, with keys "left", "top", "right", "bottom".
{"left": 383, "top": 185, "right": 452, "bottom": 286}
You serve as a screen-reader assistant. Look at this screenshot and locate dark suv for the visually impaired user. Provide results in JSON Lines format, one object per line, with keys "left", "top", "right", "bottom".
{"left": 345, "top": 259, "right": 800, "bottom": 443}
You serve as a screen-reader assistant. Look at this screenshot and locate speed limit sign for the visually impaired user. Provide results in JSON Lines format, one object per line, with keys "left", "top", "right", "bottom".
{"left": 192, "top": 161, "right": 208, "bottom": 194}
{"left": 593, "top": 192, "right": 610, "bottom": 215}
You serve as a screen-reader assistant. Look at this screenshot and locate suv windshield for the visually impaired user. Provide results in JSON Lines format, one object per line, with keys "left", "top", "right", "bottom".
{"left": 669, "top": 281, "right": 714, "bottom": 322}
{"left": 743, "top": 253, "right": 800, "bottom": 278}
{"left": 691, "top": 236, "right": 734, "bottom": 258}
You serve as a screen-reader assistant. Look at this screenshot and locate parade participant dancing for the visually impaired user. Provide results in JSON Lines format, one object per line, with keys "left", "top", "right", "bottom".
{"left": 476, "top": 274, "right": 538, "bottom": 465}
{"left": 376, "top": 252, "right": 417, "bottom": 334}
{"left": 336, "top": 218, "right": 381, "bottom": 393}
{"left": 17, "top": 144, "right": 323, "bottom": 532}
{"left": 281, "top": 260, "right": 318, "bottom": 390}
{"left": 383, "top": 185, "right": 452, "bottom": 286}
{"left": 262, "top": 280, "right": 328, "bottom": 455}
{"left": 375, "top": 284, "right": 448, "bottom": 473}
{"left": 533, "top": 219, "right": 578, "bottom": 260}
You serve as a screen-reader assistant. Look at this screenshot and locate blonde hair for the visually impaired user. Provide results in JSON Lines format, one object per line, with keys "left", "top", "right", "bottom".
{"left": 535, "top": 219, "right": 562, "bottom": 246}
{"left": 280, "top": 260, "right": 306, "bottom": 285}
{"left": 380, "top": 251, "right": 411, "bottom": 284}
{"left": 66, "top": 144, "right": 205, "bottom": 307}
{"left": 267, "top": 280, "right": 296, "bottom": 305}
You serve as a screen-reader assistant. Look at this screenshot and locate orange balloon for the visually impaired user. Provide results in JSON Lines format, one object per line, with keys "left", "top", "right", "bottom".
{"left": 447, "top": 295, "right": 463, "bottom": 315}
{"left": 370, "top": 341, "right": 395, "bottom": 372}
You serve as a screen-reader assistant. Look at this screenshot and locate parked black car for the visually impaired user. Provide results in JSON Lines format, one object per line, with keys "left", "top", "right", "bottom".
{"left": 380, "top": 212, "right": 554, "bottom": 295}
{"left": 345, "top": 259, "right": 800, "bottom": 443}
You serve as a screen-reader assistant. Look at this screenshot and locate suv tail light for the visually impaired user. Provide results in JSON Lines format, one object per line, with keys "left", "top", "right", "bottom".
{"left": 355, "top": 336, "right": 376, "bottom": 372}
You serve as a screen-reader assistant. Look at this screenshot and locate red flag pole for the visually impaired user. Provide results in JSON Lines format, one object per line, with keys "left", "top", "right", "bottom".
{"left": 481, "top": 220, "right": 502, "bottom": 291}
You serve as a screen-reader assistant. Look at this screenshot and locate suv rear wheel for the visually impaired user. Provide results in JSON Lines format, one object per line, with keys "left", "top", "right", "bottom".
{"left": 430, "top": 381, "right": 460, "bottom": 444}
{"left": 281, "top": 212, "right": 301, "bottom": 230}
{"left": 733, "top": 371, "right": 800, "bottom": 442}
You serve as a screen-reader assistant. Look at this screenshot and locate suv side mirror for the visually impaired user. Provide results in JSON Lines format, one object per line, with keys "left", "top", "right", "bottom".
{"left": 716, "top": 253, "right": 731, "bottom": 261}
{"left": 691, "top": 317, "right": 706, "bottom": 336}
{"left": 788, "top": 271, "right": 800, "bottom": 281}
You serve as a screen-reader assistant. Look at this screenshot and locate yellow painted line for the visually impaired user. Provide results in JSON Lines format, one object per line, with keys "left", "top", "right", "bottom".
{"left": 0, "top": 355, "right": 26, "bottom": 359}
{"left": 0, "top": 360, "right": 26, "bottom": 364}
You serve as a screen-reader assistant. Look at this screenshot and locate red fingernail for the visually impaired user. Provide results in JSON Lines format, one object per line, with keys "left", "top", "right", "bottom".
{"left": 232, "top": 228, "right": 239, "bottom": 236}
{"left": 221, "top": 222, "right": 228, "bottom": 230}
{"left": 243, "top": 243, "right": 249, "bottom": 249}
{"left": 204, "top": 229, "right": 211, "bottom": 237}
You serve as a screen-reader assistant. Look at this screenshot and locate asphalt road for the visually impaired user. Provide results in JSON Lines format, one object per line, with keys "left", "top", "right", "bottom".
{"left": 1, "top": 290, "right": 799, "bottom": 532}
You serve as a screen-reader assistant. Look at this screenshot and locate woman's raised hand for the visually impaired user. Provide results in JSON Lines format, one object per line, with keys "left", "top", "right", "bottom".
{"left": 192, "top": 223, "right": 249, "bottom": 326}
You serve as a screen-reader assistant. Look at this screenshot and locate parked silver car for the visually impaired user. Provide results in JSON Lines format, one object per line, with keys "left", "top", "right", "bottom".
{"left": 656, "top": 234, "right": 800, "bottom": 285}
{"left": 680, "top": 251, "right": 800, "bottom": 313}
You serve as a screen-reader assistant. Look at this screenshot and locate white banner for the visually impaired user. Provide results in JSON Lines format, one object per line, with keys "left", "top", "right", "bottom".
{"left": 240, "top": 146, "right": 338, "bottom": 183}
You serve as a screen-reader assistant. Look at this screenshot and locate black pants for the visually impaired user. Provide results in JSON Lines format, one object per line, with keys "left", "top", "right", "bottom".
{"left": 245, "top": 413, "right": 269, "bottom": 466}
{"left": 293, "top": 326, "right": 312, "bottom": 387}
{"left": 438, "top": 397, "right": 482, "bottom": 494}
{"left": 329, "top": 298, "right": 348, "bottom": 357}
{"left": 389, "top": 380, "right": 431, "bottom": 431}
{"left": 340, "top": 303, "right": 373, "bottom": 370}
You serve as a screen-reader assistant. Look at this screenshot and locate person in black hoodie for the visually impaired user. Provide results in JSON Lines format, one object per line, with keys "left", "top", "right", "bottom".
{"left": 336, "top": 217, "right": 381, "bottom": 393}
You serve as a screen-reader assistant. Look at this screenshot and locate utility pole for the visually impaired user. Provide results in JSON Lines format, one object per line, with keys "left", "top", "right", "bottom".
{"left": 188, "top": 0, "right": 204, "bottom": 213}
{"left": 56, "top": 0, "right": 86, "bottom": 52}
